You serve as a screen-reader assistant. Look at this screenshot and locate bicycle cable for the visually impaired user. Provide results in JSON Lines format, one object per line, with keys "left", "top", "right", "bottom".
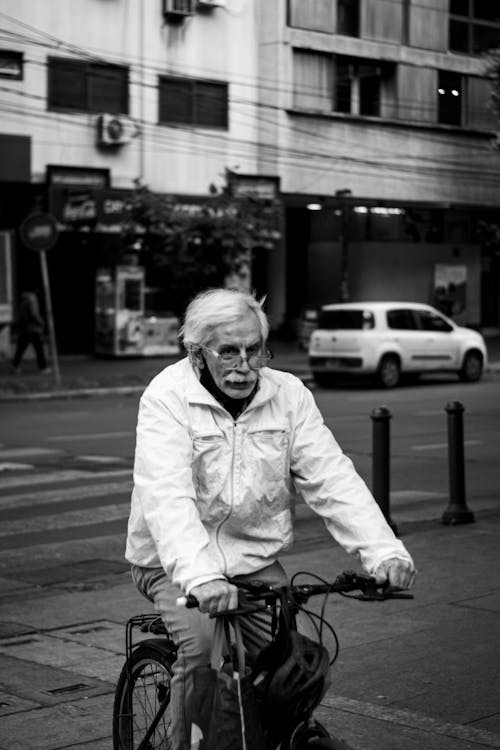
{"left": 290, "top": 571, "right": 340, "bottom": 666}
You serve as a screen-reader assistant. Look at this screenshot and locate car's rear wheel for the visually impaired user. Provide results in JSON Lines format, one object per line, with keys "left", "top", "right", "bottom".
{"left": 376, "top": 355, "right": 401, "bottom": 388}
{"left": 459, "top": 350, "right": 483, "bottom": 382}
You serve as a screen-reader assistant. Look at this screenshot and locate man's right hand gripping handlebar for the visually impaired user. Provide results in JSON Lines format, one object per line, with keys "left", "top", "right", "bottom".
{"left": 177, "top": 579, "right": 238, "bottom": 616}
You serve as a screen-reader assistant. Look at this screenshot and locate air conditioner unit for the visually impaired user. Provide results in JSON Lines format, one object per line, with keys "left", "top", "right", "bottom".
{"left": 197, "top": 0, "right": 226, "bottom": 8}
{"left": 163, "top": 0, "right": 195, "bottom": 19}
{"left": 96, "top": 114, "right": 138, "bottom": 147}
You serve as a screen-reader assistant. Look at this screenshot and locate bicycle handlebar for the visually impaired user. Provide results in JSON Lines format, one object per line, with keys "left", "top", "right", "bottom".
{"left": 176, "top": 569, "right": 413, "bottom": 610}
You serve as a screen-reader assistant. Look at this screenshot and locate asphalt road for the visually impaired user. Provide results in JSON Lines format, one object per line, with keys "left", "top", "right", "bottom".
{"left": 0, "top": 375, "right": 498, "bottom": 578}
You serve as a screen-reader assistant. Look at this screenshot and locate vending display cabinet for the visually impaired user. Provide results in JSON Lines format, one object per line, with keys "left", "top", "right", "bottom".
{"left": 95, "top": 265, "right": 180, "bottom": 357}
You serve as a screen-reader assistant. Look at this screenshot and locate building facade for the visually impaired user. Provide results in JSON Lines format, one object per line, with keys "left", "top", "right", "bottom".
{"left": 257, "top": 0, "right": 500, "bottom": 332}
{"left": 1, "top": 0, "right": 499, "bottom": 354}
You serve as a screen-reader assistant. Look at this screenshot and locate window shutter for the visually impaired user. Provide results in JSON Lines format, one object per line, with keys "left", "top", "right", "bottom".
{"left": 288, "top": 0, "right": 334, "bottom": 32}
{"left": 159, "top": 77, "right": 193, "bottom": 124}
{"left": 364, "top": 0, "right": 403, "bottom": 42}
{"left": 397, "top": 65, "right": 436, "bottom": 122}
{"left": 293, "top": 50, "right": 333, "bottom": 111}
{"left": 467, "top": 76, "right": 498, "bottom": 131}
{"left": 48, "top": 58, "right": 86, "bottom": 111}
{"left": 195, "top": 81, "right": 228, "bottom": 127}
{"left": 89, "top": 64, "right": 128, "bottom": 114}
{"left": 409, "top": 0, "right": 447, "bottom": 51}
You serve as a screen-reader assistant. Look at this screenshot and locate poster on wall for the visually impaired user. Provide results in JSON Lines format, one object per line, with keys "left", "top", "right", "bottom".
{"left": 433, "top": 264, "right": 467, "bottom": 318}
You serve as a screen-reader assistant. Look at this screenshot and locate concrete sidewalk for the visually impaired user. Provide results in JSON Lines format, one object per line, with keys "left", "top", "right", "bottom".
{"left": 0, "top": 334, "right": 500, "bottom": 401}
{"left": 0, "top": 507, "right": 499, "bottom": 749}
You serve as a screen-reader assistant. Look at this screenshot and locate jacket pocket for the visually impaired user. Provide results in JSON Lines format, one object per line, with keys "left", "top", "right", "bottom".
{"left": 245, "top": 426, "right": 289, "bottom": 484}
{"left": 192, "top": 431, "right": 227, "bottom": 503}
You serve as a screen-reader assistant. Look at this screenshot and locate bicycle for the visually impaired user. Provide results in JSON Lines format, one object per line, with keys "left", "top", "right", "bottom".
{"left": 112, "top": 570, "right": 413, "bottom": 750}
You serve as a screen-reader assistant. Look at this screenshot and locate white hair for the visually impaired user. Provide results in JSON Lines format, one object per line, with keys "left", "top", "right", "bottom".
{"left": 180, "top": 288, "right": 269, "bottom": 349}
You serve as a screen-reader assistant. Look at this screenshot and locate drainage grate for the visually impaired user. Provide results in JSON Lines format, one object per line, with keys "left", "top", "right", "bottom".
{"left": 46, "top": 683, "right": 89, "bottom": 695}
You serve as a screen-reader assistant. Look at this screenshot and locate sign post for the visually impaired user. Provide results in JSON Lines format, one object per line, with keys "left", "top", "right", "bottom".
{"left": 19, "top": 213, "right": 61, "bottom": 387}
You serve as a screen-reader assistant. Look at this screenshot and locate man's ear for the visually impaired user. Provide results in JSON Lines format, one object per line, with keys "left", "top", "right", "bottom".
{"left": 190, "top": 347, "right": 205, "bottom": 369}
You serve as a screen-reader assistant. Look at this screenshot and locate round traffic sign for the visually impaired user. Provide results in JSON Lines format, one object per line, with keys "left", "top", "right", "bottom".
{"left": 19, "top": 212, "right": 59, "bottom": 251}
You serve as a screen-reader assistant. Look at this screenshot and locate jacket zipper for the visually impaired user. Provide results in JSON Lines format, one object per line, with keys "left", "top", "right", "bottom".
{"left": 214, "top": 418, "right": 237, "bottom": 574}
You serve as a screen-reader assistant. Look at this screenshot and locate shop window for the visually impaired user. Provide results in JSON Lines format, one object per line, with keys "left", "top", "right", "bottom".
{"left": 438, "top": 71, "right": 462, "bottom": 125}
{"left": 0, "top": 50, "right": 23, "bottom": 80}
{"left": 159, "top": 76, "right": 228, "bottom": 128}
{"left": 337, "top": 0, "right": 359, "bottom": 37}
{"left": 47, "top": 57, "right": 129, "bottom": 114}
{"left": 449, "top": 0, "right": 500, "bottom": 54}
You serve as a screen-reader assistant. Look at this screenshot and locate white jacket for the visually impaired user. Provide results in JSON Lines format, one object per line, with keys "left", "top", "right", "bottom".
{"left": 126, "top": 358, "right": 412, "bottom": 593}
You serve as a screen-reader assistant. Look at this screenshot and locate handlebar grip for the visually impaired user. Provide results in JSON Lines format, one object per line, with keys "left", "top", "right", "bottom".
{"left": 176, "top": 594, "right": 199, "bottom": 608}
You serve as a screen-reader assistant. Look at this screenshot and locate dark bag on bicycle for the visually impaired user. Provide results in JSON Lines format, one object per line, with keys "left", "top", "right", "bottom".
{"left": 252, "top": 601, "right": 331, "bottom": 743}
{"left": 191, "top": 616, "right": 266, "bottom": 750}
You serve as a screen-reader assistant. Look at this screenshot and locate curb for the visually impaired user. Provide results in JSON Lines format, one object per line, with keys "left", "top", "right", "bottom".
{"left": 0, "top": 365, "right": 498, "bottom": 403}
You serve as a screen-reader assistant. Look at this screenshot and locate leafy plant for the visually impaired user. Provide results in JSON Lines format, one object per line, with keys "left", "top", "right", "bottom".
{"left": 122, "top": 180, "right": 281, "bottom": 314}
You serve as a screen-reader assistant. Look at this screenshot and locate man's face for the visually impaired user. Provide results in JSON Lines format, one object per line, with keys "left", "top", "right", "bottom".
{"left": 203, "top": 316, "right": 263, "bottom": 399}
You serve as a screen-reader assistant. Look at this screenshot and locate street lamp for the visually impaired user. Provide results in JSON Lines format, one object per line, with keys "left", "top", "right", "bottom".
{"left": 335, "top": 189, "right": 352, "bottom": 302}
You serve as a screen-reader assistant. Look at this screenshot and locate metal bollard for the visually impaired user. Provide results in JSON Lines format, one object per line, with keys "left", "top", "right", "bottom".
{"left": 371, "top": 406, "right": 398, "bottom": 535}
{"left": 442, "top": 401, "right": 475, "bottom": 525}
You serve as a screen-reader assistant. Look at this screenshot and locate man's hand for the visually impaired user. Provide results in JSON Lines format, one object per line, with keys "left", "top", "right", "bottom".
{"left": 189, "top": 579, "right": 239, "bottom": 616}
{"left": 373, "top": 557, "right": 416, "bottom": 590}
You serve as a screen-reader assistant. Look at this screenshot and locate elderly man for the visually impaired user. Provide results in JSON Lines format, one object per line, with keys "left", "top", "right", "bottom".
{"left": 126, "top": 287, "right": 415, "bottom": 750}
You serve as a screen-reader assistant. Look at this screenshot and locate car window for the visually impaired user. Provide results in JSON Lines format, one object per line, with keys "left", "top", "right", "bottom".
{"left": 317, "top": 309, "right": 374, "bottom": 330}
{"left": 415, "top": 310, "right": 453, "bottom": 332}
{"left": 386, "top": 309, "right": 418, "bottom": 330}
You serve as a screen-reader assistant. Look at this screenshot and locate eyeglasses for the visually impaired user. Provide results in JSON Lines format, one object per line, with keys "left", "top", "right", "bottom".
{"left": 202, "top": 344, "right": 273, "bottom": 370}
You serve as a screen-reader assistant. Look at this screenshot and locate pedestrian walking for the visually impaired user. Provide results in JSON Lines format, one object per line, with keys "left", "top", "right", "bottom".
{"left": 10, "top": 290, "right": 50, "bottom": 374}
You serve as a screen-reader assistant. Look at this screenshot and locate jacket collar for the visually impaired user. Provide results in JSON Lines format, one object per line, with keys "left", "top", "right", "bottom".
{"left": 183, "top": 357, "right": 279, "bottom": 414}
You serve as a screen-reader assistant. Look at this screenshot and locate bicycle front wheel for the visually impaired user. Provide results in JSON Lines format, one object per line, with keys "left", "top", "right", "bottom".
{"left": 113, "top": 641, "right": 175, "bottom": 750}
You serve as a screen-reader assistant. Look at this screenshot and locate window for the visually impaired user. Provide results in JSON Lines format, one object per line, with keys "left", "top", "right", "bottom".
{"left": 293, "top": 50, "right": 332, "bottom": 111}
{"left": 335, "top": 57, "right": 387, "bottom": 116}
{"left": 288, "top": 0, "right": 335, "bottom": 31}
{"left": 337, "top": 0, "right": 359, "bottom": 36}
{"left": 415, "top": 310, "right": 453, "bottom": 332}
{"left": 449, "top": 0, "right": 500, "bottom": 54}
{"left": 387, "top": 309, "right": 418, "bottom": 330}
{"left": 159, "top": 76, "right": 228, "bottom": 128}
{"left": 317, "top": 309, "right": 375, "bottom": 329}
{"left": 0, "top": 50, "right": 23, "bottom": 80}
{"left": 292, "top": 50, "right": 395, "bottom": 118}
{"left": 48, "top": 58, "right": 128, "bottom": 113}
{"left": 438, "top": 70, "right": 462, "bottom": 125}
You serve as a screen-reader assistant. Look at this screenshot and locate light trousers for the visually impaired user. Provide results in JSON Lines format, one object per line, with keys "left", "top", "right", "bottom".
{"left": 131, "top": 561, "right": 289, "bottom": 750}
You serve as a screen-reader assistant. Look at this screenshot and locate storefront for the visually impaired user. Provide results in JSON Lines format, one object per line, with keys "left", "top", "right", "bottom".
{"left": 283, "top": 196, "right": 500, "bottom": 334}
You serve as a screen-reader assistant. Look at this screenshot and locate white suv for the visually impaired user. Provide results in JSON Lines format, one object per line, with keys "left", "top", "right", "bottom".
{"left": 308, "top": 301, "right": 488, "bottom": 388}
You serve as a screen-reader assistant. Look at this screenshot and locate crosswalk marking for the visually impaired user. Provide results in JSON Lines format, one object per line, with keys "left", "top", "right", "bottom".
{"left": 0, "top": 479, "right": 131, "bottom": 510}
{"left": 0, "top": 467, "right": 130, "bottom": 490}
{"left": 411, "top": 439, "right": 483, "bottom": 451}
{"left": 0, "top": 447, "right": 63, "bottom": 459}
{"left": 0, "top": 462, "right": 34, "bottom": 472}
{"left": 0, "top": 503, "right": 129, "bottom": 537}
{"left": 0, "top": 448, "right": 133, "bottom": 553}
{"left": 45, "top": 431, "right": 133, "bottom": 442}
